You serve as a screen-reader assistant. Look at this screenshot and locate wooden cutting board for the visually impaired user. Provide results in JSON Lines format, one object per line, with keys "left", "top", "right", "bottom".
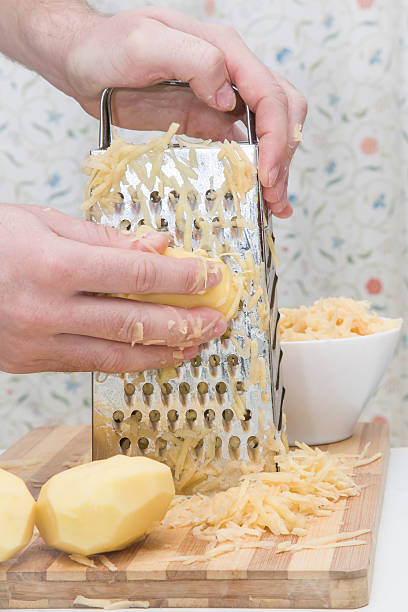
{"left": 0, "top": 422, "right": 388, "bottom": 609}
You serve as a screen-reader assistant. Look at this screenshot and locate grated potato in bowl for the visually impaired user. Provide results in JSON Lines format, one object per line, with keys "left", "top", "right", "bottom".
{"left": 279, "top": 297, "right": 402, "bottom": 342}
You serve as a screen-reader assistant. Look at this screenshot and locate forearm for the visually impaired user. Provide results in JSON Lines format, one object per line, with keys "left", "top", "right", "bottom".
{"left": 0, "top": 0, "right": 100, "bottom": 95}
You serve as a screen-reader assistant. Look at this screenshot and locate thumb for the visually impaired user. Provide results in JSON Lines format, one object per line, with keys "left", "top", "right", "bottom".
{"left": 36, "top": 206, "right": 169, "bottom": 253}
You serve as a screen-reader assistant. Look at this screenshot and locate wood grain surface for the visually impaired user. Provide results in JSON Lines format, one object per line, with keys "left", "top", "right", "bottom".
{"left": 0, "top": 422, "right": 389, "bottom": 609}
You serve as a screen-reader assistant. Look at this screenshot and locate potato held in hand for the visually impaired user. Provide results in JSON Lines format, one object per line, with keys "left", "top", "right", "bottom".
{"left": 0, "top": 468, "right": 35, "bottom": 562}
{"left": 122, "top": 247, "right": 240, "bottom": 319}
{"left": 36, "top": 455, "right": 174, "bottom": 555}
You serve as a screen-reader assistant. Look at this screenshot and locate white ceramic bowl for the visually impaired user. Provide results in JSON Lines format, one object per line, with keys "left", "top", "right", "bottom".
{"left": 280, "top": 323, "right": 402, "bottom": 445}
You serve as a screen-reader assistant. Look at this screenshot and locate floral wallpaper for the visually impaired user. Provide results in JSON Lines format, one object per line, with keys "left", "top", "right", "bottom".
{"left": 0, "top": 0, "right": 407, "bottom": 448}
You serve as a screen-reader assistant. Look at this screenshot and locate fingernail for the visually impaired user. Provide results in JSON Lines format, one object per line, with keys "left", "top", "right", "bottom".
{"left": 183, "top": 346, "right": 199, "bottom": 359}
{"left": 267, "top": 165, "right": 280, "bottom": 187}
{"left": 215, "top": 82, "right": 236, "bottom": 111}
{"left": 212, "top": 317, "right": 227, "bottom": 337}
{"left": 270, "top": 180, "right": 287, "bottom": 205}
{"left": 205, "top": 262, "right": 223, "bottom": 290}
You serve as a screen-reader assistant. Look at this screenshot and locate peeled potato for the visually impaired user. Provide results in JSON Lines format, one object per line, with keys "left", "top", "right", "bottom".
{"left": 123, "top": 247, "right": 239, "bottom": 319}
{"left": 35, "top": 455, "right": 174, "bottom": 556}
{"left": 0, "top": 468, "right": 35, "bottom": 562}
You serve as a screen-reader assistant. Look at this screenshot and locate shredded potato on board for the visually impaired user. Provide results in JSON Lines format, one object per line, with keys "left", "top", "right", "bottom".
{"left": 279, "top": 297, "right": 401, "bottom": 341}
{"left": 162, "top": 442, "right": 380, "bottom": 559}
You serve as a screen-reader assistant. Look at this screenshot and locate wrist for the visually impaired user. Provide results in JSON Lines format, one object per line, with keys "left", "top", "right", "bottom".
{"left": 0, "top": 1, "right": 102, "bottom": 97}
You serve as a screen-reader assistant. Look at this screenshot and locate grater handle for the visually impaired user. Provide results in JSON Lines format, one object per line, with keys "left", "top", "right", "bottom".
{"left": 98, "top": 82, "right": 257, "bottom": 150}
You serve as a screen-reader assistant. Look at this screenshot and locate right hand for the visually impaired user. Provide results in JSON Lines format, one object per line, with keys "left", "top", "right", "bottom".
{"left": 0, "top": 204, "right": 227, "bottom": 374}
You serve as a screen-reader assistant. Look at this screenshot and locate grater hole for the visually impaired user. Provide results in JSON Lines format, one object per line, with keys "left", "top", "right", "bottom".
{"left": 137, "top": 218, "right": 145, "bottom": 226}
{"left": 138, "top": 437, "right": 149, "bottom": 451}
{"left": 197, "top": 381, "right": 209, "bottom": 395}
{"left": 160, "top": 382, "right": 172, "bottom": 395}
{"left": 168, "top": 409, "right": 179, "bottom": 422}
{"left": 191, "top": 356, "right": 202, "bottom": 368}
{"left": 188, "top": 190, "right": 197, "bottom": 206}
{"left": 113, "top": 410, "right": 124, "bottom": 423}
{"left": 130, "top": 409, "right": 142, "bottom": 421}
{"left": 243, "top": 409, "right": 252, "bottom": 421}
{"left": 156, "top": 437, "right": 167, "bottom": 452}
{"left": 204, "top": 408, "right": 215, "bottom": 422}
{"left": 221, "top": 328, "right": 232, "bottom": 340}
{"left": 236, "top": 380, "right": 245, "bottom": 392}
{"left": 209, "top": 354, "right": 220, "bottom": 367}
{"left": 120, "top": 437, "right": 131, "bottom": 451}
{"left": 160, "top": 217, "right": 168, "bottom": 229}
{"left": 149, "top": 409, "right": 161, "bottom": 423}
{"left": 229, "top": 436, "right": 240, "bottom": 450}
{"left": 227, "top": 354, "right": 238, "bottom": 367}
{"left": 194, "top": 217, "right": 204, "bottom": 230}
{"left": 206, "top": 189, "right": 216, "bottom": 201}
{"left": 216, "top": 381, "right": 227, "bottom": 395}
{"left": 225, "top": 191, "right": 233, "bottom": 200}
{"left": 238, "top": 300, "right": 244, "bottom": 310}
{"left": 222, "top": 408, "right": 234, "bottom": 421}
{"left": 186, "top": 409, "right": 197, "bottom": 422}
{"left": 247, "top": 436, "right": 259, "bottom": 450}
{"left": 212, "top": 216, "right": 219, "bottom": 226}
{"left": 142, "top": 382, "right": 154, "bottom": 396}
{"left": 124, "top": 382, "right": 135, "bottom": 396}
{"left": 119, "top": 219, "right": 131, "bottom": 231}
{"left": 150, "top": 190, "right": 161, "bottom": 203}
{"left": 169, "top": 190, "right": 179, "bottom": 203}
{"left": 231, "top": 215, "right": 238, "bottom": 227}
{"left": 179, "top": 382, "right": 190, "bottom": 395}
{"left": 215, "top": 436, "right": 222, "bottom": 449}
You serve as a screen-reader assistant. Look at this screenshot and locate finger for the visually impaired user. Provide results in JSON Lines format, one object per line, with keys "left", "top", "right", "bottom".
{"left": 265, "top": 76, "right": 307, "bottom": 211}
{"left": 43, "top": 238, "right": 223, "bottom": 295}
{"left": 263, "top": 173, "right": 289, "bottom": 214}
{"left": 80, "top": 14, "right": 236, "bottom": 113}
{"left": 28, "top": 205, "right": 169, "bottom": 253}
{"left": 82, "top": 86, "right": 245, "bottom": 142}
{"left": 46, "top": 334, "right": 200, "bottom": 373}
{"left": 61, "top": 296, "right": 227, "bottom": 347}
{"left": 272, "top": 200, "right": 293, "bottom": 219}
{"left": 142, "top": 9, "right": 306, "bottom": 189}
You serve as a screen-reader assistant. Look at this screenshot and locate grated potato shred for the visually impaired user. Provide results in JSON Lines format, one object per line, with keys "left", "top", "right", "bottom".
{"left": 279, "top": 297, "right": 401, "bottom": 342}
{"left": 161, "top": 441, "right": 381, "bottom": 558}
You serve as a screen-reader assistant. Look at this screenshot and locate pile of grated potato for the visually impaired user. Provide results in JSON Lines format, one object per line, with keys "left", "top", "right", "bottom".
{"left": 160, "top": 439, "right": 380, "bottom": 560}
{"left": 279, "top": 297, "right": 401, "bottom": 342}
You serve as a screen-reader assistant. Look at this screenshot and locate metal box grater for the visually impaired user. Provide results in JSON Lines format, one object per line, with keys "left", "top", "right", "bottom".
{"left": 91, "top": 84, "right": 285, "bottom": 480}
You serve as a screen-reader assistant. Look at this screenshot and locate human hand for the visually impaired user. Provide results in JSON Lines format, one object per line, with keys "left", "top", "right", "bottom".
{"left": 64, "top": 7, "right": 307, "bottom": 217}
{"left": 0, "top": 204, "right": 226, "bottom": 374}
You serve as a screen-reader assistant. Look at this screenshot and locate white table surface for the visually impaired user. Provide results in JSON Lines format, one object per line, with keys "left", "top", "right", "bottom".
{"left": 0, "top": 447, "right": 406, "bottom": 612}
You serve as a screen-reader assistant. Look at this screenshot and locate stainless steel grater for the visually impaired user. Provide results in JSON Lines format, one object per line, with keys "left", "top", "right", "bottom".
{"left": 90, "top": 83, "right": 285, "bottom": 483}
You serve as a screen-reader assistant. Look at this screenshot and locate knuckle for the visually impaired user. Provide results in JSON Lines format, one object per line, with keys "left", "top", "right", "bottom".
{"left": 97, "top": 346, "right": 126, "bottom": 373}
{"left": 95, "top": 223, "right": 118, "bottom": 246}
{"left": 37, "top": 248, "right": 74, "bottom": 286}
{"left": 212, "top": 23, "right": 238, "bottom": 41}
{"left": 133, "top": 256, "right": 157, "bottom": 294}
{"left": 182, "top": 261, "right": 201, "bottom": 294}
{"left": 296, "top": 93, "right": 308, "bottom": 119}
{"left": 273, "top": 85, "right": 289, "bottom": 113}
{"left": 199, "top": 44, "right": 225, "bottom": 75}
{"left": 119, "top": 308, "right": 153, "bottom": 344}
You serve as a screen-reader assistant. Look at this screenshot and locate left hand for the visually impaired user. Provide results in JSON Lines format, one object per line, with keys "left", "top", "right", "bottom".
{"left": 64, "top": 7, "right": 307, "bottom": 217}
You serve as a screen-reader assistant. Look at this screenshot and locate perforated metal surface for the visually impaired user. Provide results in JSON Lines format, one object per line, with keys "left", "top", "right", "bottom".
{"left": 91, "top": 143, "right": 283, "bottom": 467}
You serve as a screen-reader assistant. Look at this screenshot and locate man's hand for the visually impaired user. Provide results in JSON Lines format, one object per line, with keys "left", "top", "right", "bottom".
{"left": 0, "top": 204, "right": 226, "bottom": 374}
{"left": 0, "top": 2, "right": 307, "bottom": 217}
